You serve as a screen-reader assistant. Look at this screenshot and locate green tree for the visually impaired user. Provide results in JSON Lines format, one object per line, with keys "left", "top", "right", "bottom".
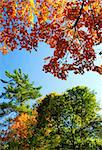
{"left": 1, "top": 82, "right": 102, "bottom": 149}
{"left": 0, "top": 69, "right": 42, "bottom": 138}
{"left": 32, "top": 86, "right": 102, "bottom": 150}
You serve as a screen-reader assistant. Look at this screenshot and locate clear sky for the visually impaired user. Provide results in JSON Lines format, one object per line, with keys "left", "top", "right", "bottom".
{"left": 0, "top": 42, "right": 102, "bottom": 109}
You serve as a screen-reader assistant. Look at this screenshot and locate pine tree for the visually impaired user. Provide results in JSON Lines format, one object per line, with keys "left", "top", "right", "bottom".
{"left": 0, "top": 69, "right": 42, "bottom": 139}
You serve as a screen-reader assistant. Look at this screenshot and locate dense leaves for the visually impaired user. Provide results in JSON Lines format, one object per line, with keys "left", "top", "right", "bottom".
{"left": 0, "top": 0, "right": 102, "bottom": 79}
{"left": 0, "top": 0, "right": 38, "bottom": 53}
{"left": 35, "top": 87, "right": 102, "bottom": 149}
{"left": 1, "top": 86, "right": 102, "bottom": 149}
{"left": 0, "top": 69, "right": 41, "bottom": 139}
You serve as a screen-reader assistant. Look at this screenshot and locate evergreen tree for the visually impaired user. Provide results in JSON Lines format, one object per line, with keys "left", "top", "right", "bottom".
{"left": 0, "top": 69, "right": 42, "bottom": 139}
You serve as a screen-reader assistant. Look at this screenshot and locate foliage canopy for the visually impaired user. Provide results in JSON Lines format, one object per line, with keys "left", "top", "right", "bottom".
{"left": 1, "top": 85, "right": 101, "bottom": 150}
{"left": 0, "top": 0, "right": 102, "bottom": 79}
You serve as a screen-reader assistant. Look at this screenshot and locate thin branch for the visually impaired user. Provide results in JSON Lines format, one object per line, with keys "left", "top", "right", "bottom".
{"left": 73, "top": 0, "right": 84, "bottom": 28}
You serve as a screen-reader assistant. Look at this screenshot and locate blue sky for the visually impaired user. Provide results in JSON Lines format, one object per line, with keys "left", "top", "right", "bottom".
{"left": 0, "top": 42, "right": 102, "bottom": 109}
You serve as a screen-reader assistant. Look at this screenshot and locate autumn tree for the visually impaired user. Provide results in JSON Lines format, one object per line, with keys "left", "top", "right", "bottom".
{"left": 4, "top": 86, "right": 102, "bottom": 150}
{"left": 0, "top": 0, "right": 102, "bottom": 79}
{"left": 0, "top": 69, "right": 42, "bottom": 140}
{"left": 4, "top": 111, "right": 38, "bottom": 150}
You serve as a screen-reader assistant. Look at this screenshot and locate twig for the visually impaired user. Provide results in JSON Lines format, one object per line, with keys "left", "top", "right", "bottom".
{"left": 73, "top": 0, "right": 85, "bottom": 27}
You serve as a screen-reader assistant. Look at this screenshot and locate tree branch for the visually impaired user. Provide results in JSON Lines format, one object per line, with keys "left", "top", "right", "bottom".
{"left": 73, "top": 0, "right": 84, "bottom": 27}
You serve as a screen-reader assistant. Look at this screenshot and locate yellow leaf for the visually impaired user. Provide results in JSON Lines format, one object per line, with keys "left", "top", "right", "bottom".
{"left": 29, "top": 0, "right": 34, "bottom": 6}
{"left": 84, "top": 5, "right": 89, "bottom": 11}
{"left": 92, "top": 1, "right": 99, "bottom": 8}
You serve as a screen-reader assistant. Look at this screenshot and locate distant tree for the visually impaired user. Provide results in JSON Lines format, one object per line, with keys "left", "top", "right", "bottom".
{"left": 0, "top": 69, "right": 42, "bottom": 140}
{"left": 4, "top": 86, "right": 102, "bottom": 150}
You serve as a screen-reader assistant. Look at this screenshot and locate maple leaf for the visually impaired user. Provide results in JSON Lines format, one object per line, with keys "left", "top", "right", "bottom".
{"left": 0, "top": 0, "right": 102, "bottom": 79}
